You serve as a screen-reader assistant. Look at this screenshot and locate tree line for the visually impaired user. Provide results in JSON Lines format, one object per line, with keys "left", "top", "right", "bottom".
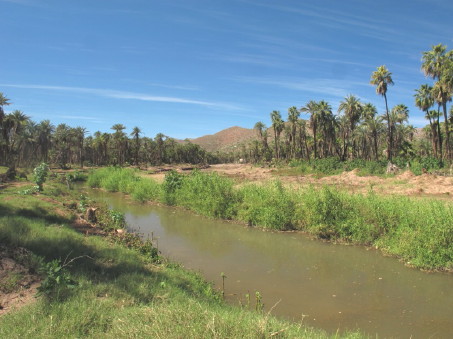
{"left": 240, "top": 44, "right": 453, "bottom": 164}
{"left": 1, "top": 44, "right": 452, "bottom": 171}
{"left": 0, "top": 105, "right": 217, "bottom": 170}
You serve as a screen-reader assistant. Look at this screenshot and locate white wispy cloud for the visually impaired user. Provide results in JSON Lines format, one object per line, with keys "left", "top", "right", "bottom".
{"left": 211, "top": 53, "right": 291, "bottom": 68}
{"left": 0, "top": 0, "right": 31, "bottom": 4}
{"left": 59, "top": 115, "right": 103, "bottom": 121}
{"left": 234, "top": 76, "right": 367, "bottom": 99}
{"left": 0, "top": 83, "right": 244, "bottom": 111}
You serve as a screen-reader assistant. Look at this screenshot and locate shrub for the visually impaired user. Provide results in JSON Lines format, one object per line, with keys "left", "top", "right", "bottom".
{"left": 162, "top": 170, "right": 185, "bottom": 205}
{"left": 33, "top": 163, "right": 49, "bottom": 191}
{"left": 238, "top": 181, "right": 296, "bottom": 230}
{"left": 176, "top": 171, "right": 239, "bottom": 219}
{"left": 131, "top": 178, "right": 161, "bottom": 202}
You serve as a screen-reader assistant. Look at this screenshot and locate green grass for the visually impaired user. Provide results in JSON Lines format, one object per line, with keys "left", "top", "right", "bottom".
{"left": 87, "top": 167, "right": 453, "bottom": 271}
{"left": 1, "top": 178, "right": 360, "bottom": 338}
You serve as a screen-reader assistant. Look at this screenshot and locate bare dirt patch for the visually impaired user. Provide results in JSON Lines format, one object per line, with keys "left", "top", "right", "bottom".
{"left": 0, "top": 246, "right": 41, "bottom": 316}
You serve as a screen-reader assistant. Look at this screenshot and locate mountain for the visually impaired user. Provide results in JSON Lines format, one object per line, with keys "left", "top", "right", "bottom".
{"left": 189, "top": 126, "right": 257, "bottom": 152}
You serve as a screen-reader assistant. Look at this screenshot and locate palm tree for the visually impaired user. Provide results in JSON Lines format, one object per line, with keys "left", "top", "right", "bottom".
{"left": 270, "top": 110, "right": 284, "bottom": 160}
{"left": 254, "top": 121, "right": 269, "bottom": 159}
{"left": 338, "top": 94, "right": 362, "bottom": 159}
{"left": 287, "top": 106, "right": 300, "bottom": 159}
{"left": 362, "top": 103, "right": 382, "bottom": 160}
{"left": 300, "top": 100, "right": 320, "bottom": 159}
{"left": 421, "top": 44, "right": 453, "bottom": 160}
{"left": 370, "top": 65, "right": 394, "bottom": 160}
{"left": 317, "top": 100, "right": 336, "bottom": 158}
{"left": 386, "top": 104, "right": 409, "bottom": 156}
{"left": 0, "top": 92, "right": 11, "bottom": 126}
{"left": 296, "top": 119, "right": 309, "bottom": 160}
{"left": 130, "top": 126, "right": 142, "bottom": 166}
{"left": 3, "top": 110, "right": 30, "bottom": 168}
{"left": 432, "top": 80, "right": 452, "bottom": 159}
{"left": 53, "top": 124, "right": 72, "bottom": 168}
{"left": 111, "top": 124, "right": 126, "bottom": 165}
{"left": 37, "top": 120, "right": 54, "bottom": 163}
{"left": 155, "top": 133, "right": 166, "bottom": 164}
{"left": 414, "top": 84, "right": 439, "bottom": 157}
{"left": 74, "top": 126, "right": 87, "bottom": 168}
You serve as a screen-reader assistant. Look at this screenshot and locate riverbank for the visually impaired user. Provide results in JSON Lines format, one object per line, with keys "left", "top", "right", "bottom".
{"left": 0, "top": 178, "right": 360, "bottom": 338}
{"left": 88, "top": 167, "right": 453, "bottom": 272}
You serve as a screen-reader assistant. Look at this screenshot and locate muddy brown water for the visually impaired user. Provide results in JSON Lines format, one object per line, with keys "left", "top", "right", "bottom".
{"left": 88, "top": 189, "right": 453, "bottom": 338}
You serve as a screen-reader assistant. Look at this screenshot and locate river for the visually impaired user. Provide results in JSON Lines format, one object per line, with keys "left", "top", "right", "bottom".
{"left": 88, "top": 188, "right": 453, "bottom": 338}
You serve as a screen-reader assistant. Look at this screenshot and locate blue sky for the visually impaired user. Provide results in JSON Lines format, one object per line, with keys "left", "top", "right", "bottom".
{"left": 1, "top": 0, "right": 453, "bottom": 139}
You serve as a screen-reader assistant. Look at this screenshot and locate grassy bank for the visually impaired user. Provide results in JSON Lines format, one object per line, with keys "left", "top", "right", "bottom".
{"left": 88, "top": 167, "right": 453, "bottom": 271}
{"left": 0, "top": 178, "right": 360, "bottom": 338}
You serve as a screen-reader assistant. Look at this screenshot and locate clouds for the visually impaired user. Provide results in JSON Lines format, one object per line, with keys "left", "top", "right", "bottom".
{"left": 234, "top": 76, "right": 367, "bottom": 99}
{"left": 0, "top": 83, "right": 244, "bottom": 111}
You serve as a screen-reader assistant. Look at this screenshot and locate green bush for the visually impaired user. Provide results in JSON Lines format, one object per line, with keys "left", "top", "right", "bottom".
{"left": 162, "top": 170, "right": 185, "bottom": 205}
{"left": 310, "top": 157, "right": 342, "bottom": 175}
{"left": 238, "top": 181, "right": 296, "bottom": 230}
{"left": 131, "top": 178, "right": 161, "bottom": 203}
{"left": 33, "top": 162, "right": 49, "bottom": 191}
{"left": 176, "top": 170, "right": 239, "bottom": 219}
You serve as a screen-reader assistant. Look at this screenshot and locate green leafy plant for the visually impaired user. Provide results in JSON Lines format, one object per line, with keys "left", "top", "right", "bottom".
{"left": 78, "top": 194, "right": 89, "bottom": 213}
{"left": 33, "top": 163, "right": 49, "bottom": 192}
{"left": 162, "top": 170, "right": 185, "bottom": 205}
{"left": 37, "top": 259, "right": 77, "bottom": 298}
{"left": 109, "top": 209, "right": 126, "bottom": 229}
{"left": 18, "top": 186, "right": 39, "bottom": 195}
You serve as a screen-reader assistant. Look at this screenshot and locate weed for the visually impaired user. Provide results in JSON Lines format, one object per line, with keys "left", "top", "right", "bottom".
{"left": 0, "top": 272, "right": 24, "bottom": 294}
{"left": 37, "top": 258, "right": 77, "bottom": 299}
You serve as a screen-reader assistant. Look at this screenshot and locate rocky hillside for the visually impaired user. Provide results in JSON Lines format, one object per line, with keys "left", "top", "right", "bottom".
{"left": 189, "top": 126, "right": 257, "bottom": 152}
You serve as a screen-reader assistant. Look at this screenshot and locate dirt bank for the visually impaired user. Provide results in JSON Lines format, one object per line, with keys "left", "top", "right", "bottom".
{"left": 142, "top": 164, "right": 453, "bottom": 199}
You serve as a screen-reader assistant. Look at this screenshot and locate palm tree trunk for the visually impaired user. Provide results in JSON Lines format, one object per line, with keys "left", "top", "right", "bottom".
{"left": 312, "top": 125, "right": 317, "bottom": 159}
{"left": 427, "top": 114, "right": 437, "bottom": 158}
{"left": 442, "top": 101, "right": 451, "bottom": 160}
{"left": 437, "top": 105, "right": 443, "bottom": 160}
{"left": 384, "top": 94, "right": 392, "bottom": 161}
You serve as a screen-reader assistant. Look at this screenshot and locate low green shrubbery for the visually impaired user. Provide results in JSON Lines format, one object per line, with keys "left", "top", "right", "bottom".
{"left": 172, "top": 170, "right": 239, "bottom": 219}
{"left": 289, "top": 158, "right": 387, "bottom": 176}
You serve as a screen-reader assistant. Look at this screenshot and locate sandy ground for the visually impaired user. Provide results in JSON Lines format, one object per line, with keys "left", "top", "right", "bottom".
{"left": 142, "top": 163, "right": 453, "bottom": 200}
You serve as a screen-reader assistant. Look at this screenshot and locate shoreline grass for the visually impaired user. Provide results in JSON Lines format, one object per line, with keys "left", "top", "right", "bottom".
{"left": 88, "top": 167, "right": 453, "bottom": 271}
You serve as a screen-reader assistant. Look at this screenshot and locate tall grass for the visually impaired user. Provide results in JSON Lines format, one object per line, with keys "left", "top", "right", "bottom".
{"left": 87, "top": 167, "right": 453, "bottom": 271}
{"left": 238, "top": 181, "right": 296, "bottom": 229}
{"left": 88, "top": 167, "right": 161, "bottom": 202}
{"left": 172, "top": 170, "right": 239, "bottom": 219}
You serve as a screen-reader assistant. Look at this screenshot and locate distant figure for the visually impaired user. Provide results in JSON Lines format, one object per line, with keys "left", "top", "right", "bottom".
{"left": 239, "top": 158, "right": 244, "bottom": 164}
